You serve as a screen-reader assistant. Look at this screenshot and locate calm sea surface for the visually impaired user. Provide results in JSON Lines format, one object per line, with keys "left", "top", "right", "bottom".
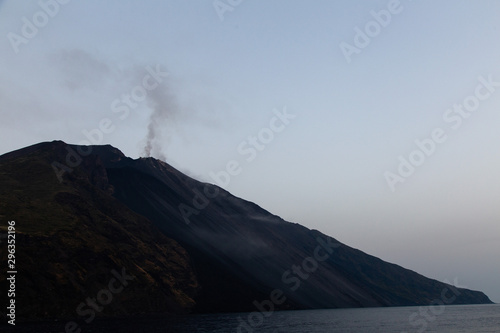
{"left": 6, "top": 304, "right": 499, "bottom": 332}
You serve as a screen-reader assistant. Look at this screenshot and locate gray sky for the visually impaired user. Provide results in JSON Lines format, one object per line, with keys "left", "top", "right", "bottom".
{"left": 1, "top": 0, "right": 499, "bottom": 302}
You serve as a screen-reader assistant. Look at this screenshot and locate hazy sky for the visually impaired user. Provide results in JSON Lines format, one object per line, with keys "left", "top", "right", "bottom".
{"left": 1, "top": 0, "right": 499, "bottom": 302}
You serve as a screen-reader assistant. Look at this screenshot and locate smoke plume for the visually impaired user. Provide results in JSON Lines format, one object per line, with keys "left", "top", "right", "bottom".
{"left": 143, "top": 82, "right": 178, "bottom": 161}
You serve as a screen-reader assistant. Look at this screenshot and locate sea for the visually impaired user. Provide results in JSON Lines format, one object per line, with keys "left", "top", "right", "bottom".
{"left": 4, "top": 304, "right": 499, "bottom": 333}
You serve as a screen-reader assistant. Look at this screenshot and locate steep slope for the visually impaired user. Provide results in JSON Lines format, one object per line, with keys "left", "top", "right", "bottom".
{"left": 0, "top": 142, "right": 199, "bottom": 320}
{"left": 0, "top": 141, "right": 493, "bottom": 321}
{"left": 87, "top": 142, "right": 492, "bottom": 311}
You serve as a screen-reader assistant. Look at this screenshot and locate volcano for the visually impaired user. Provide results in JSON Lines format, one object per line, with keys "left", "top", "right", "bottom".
{"left": 0, "top": 141, "right": 493, "bottom": 321}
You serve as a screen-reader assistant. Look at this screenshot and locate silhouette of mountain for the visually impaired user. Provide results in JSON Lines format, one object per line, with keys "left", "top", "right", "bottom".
{"left": 0, "top": 141, "right": 492, "bottom": 321}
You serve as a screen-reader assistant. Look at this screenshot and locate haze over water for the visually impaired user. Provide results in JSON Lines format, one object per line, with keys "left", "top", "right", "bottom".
{"left": 170, "top": 304, "right": 500, "bottom": 333}
{"left": 5, "top": 304, "right": 499, "bottom": 332}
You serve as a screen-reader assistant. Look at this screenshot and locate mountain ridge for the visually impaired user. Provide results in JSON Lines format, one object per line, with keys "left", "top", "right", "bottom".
{"left": 0, "top": 140, "right": 493, "bottom": 321}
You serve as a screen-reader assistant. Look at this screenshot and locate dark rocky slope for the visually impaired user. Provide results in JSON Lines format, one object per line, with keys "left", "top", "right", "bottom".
{"left": 0, "top": 141, "right": 493, "bottom": 321}
{"left": 0, "top": 142, "right": 198, "bottom": 321}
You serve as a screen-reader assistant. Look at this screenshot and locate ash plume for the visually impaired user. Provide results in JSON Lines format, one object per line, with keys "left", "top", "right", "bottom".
{"left": 143, "top": 119, "right": 158, "bottom": 158}
{"left": 143, "top": 83, "right": 178, "bottom": 161}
